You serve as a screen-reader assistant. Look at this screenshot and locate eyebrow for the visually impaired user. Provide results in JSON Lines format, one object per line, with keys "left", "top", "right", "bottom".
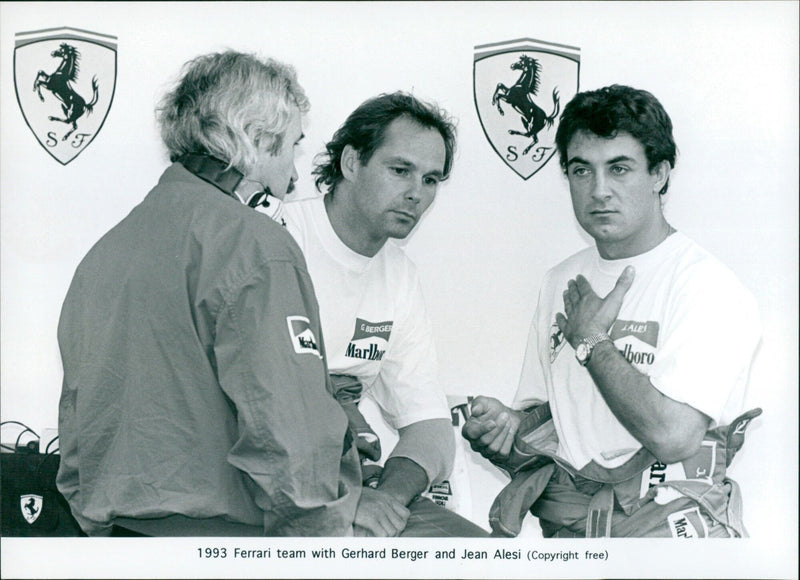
{"left": 566, "top": 155, "right": 637, "bottom": 167}
{"left": 606, "top": 155, "right": 636, "bottom": 165}
{"left": 566, "top": 156, "right": 590, "bottom": 167}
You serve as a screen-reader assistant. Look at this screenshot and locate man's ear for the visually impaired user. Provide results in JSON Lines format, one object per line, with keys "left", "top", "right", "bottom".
{"left": 341, "top": 145, "right": 360, "bottom": 181}
{"left": 652, "top": 160, "right": 671, "bottom": 194}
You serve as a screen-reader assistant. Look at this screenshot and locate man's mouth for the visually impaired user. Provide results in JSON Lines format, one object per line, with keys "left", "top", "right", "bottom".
{"left": 392, "top": 209, "right": 416, "bottom": 221}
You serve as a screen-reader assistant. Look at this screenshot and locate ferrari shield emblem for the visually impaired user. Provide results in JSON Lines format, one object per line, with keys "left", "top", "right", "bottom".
{"left": 474, "top": 38, "right": 580, "bottom": 180}
{"left": 20, "top": 494, "right": 43, "bottom": 524}
{"left": 14, "top": 27, "right": 117, "bottom": 165}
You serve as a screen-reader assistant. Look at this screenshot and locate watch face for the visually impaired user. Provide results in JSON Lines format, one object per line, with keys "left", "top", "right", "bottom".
{"left": 576, "top": 342, "right": 589, "bottom": 363}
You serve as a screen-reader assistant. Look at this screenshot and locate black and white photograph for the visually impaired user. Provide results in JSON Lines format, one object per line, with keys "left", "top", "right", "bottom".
{"left": 1, "top": 2, "right": 797, "bottom": 578}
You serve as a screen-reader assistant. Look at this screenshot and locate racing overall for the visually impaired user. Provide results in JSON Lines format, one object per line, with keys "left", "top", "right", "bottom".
{"left": 489, "top": 404, "right": 762, "bottom": 538}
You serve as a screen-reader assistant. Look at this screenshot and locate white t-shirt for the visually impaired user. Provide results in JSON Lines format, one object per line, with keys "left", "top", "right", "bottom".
{"left": 513, "top": 232, "right": 761, "bottom": 470}
{"left": 284, "top": 196, "right": 449, "bottom": 430}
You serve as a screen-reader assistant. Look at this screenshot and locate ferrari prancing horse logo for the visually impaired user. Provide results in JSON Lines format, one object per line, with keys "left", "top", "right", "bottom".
{"left": 14, "top": 27, "right": 117, "bottom": 165}
{"left": 20, "top": 494, "right": 43, "bottom": 524}
{"left": 474, "top": 38, "right": 580, "bottom": 181}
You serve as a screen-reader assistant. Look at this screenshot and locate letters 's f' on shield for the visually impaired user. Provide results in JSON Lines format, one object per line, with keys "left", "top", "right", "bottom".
{"left": 14, "top": 27, "right": 117, "bottom": 165}
{"left": 474, "top": 38, "right": 580, "bottom": 180}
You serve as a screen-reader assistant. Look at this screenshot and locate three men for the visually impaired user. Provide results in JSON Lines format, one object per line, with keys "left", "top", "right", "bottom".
{"left": 463, "top": 85, "right": 761, "bottom": 538}
{"left": 57, "top": 50, "right": 758, "bottom": 540}
{"left": 57, "top": 51, "right": 361, "bottom": 536}
{"left": 283, "top": 92, "right": 487, "bottom": 536}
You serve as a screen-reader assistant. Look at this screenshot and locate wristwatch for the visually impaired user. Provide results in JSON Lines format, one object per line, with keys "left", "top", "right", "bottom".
{"left": 575, "top": 332, "right": 611, "bottom": 366}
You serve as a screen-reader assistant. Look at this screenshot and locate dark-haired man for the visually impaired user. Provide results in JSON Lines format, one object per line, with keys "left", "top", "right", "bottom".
{"left": 463, "top": 85, "right": 761, "bottom": 538}
{"left": 283, "top": 92, "right": 487, "bottom": 537}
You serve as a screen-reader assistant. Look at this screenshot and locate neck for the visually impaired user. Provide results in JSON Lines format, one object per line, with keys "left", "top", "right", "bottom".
{"left": 324, "top": 193, "right": 385, "bottom": 258}
{"left": 234, "top": 179, "right": 264, "bottom": 205}
{"left": 597, "top": 218, "right": 675, "bottom": 260}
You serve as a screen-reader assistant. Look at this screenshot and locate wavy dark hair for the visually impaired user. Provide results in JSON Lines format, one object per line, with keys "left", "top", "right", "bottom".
{"left": 555, "top": 85, "right": 677, "bottom": 195}
{"left": 313, "top": 92, "right": 457, "bottom": 194}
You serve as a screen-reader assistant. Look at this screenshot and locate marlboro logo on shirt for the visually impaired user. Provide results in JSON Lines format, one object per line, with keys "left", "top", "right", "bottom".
{"left": 610, "top": 319, "right": 660, "bottom": 348}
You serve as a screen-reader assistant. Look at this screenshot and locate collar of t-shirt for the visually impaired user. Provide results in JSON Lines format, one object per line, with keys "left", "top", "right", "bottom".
{"left": 309, "top": 196, "right": 374, "bottom": 274}
{"left": 594, "top": 231, "right": 689, "bottom": 278}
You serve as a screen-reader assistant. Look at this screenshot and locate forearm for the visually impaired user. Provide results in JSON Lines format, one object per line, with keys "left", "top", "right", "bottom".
{"left": 378, "top": 418, "right": 454, "bottom": 506}
{"left": 388, "top": 418, "right": 454, "bottom": 485}
{"left": 586, "top": 340, "right": 709, "bottom": 463}
{"left": 377, "top": 457, "right": 429, "bottom": 506}
{"left": 260, "top": 445, "right": 363, "bottom": 536}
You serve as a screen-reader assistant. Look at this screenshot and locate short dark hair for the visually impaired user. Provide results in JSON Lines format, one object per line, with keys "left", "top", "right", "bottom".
{"left": 313, "top": 92, "right": 457, "bottom": 194}
{"left": 555, "top": 85, "right": 677, "bottom": 195}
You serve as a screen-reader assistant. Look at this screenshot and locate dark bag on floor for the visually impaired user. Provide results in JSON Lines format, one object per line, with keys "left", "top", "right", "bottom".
{"left": 1, "top": 452, "right": 84, "bottom": 536}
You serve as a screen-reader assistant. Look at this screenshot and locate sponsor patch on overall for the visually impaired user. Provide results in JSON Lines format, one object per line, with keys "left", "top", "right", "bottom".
{"left": 641, "top": 441, "right": 718, "bottom": 501}
{"left": 286, "top": 316, "right": 322, "bottom": 358}
{"left": 425, "top": 480, "right": 454, "bottom": 510}
{"left": 667, "top": 506, "right": 708, "bottom": 538}
{"left": 345, "top": 318, "right": 392, "bottom": 361}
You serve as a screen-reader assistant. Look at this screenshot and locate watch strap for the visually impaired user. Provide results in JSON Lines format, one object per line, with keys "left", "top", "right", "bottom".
{"left": 583, "top": 332, "right": 611, "bottom": 349}
{"left": 577, "top": 332, "right": 611, "bottom": 366}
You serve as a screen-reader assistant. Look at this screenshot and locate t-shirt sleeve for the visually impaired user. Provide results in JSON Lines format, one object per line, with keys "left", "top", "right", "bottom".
{"left": 387, "top": 418, "right": 455, "bottom": 485}
{"left": 368, "top": 270, "right": 450, "bottom": 430}
{"left": 513, "top": 280, "right": 551, "bottom": 411}
{"left": 647, "top": 265, "right": 762, "bottom": 426}
{"left": 214, "top": 259, "right": 361, "bottom": 536}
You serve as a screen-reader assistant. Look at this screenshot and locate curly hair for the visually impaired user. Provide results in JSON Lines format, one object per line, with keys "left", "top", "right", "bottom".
{"left": 312, "top": 92, "right": 457, "bottom": 195}
{"left": 157, "top": 51, "right": 309, "bottom": 175}
{"left": 555, "top": 85, "right": 677, "bottom": 195}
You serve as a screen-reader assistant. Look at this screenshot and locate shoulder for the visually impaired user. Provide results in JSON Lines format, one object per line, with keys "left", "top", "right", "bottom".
{"left": 283, "top": 194, "right": 319, "bottom": 215}
{"left": 381, "top": 241, "right": 420, "bottom": 282}
{"left": 210, "top": 211, "right": 313, "bottom": 306}
{"left": 283, "top": 195, "right": 324, "bottom": 248}
{"left": 283, "top": 195, "right": 322, "bottom": 228}
{"left": 162, "top": 166, "right": 310, "bottom": 278}
{"left": 669, "top": 234, "right": 754, "bottom": 295}
{"left": 553, "top": 246, "right": 596, "bottom": 271}
{"left": 542, "top": 246, "right": 596, "bottom": 285}
{"left": 232, "top": 211, "right": 308, "bottom": 278}
{"left": 664, "top": 234, "right": 760, "bottom": 322}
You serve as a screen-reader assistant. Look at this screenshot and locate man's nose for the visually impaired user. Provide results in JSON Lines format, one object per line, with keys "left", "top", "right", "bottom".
{"left": 405, "top": 180, "right": 422, "bottom": 203}
{"left": 590, "top": 173, "right": 612, "bottom": 200}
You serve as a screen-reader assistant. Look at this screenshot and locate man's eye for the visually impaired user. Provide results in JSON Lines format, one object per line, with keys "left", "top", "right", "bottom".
{"left": 391, "top": 167, "right": 409, "bottom": 175}
{"left": 423, "top": 176, "right": 440, "bottom": 186}
{"left": 610, "top": 166, "right": 629, "bottom": 175}
{"left": 571, "top": 167, "right": 589, "bottom": 176}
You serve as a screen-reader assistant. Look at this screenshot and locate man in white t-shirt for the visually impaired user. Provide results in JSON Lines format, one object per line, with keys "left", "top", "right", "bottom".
{"left": 284, "top": 92, "right": 487, "bottom": 537}
{"left": 463, "top": 85, "right": 761, "bottom": 538}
